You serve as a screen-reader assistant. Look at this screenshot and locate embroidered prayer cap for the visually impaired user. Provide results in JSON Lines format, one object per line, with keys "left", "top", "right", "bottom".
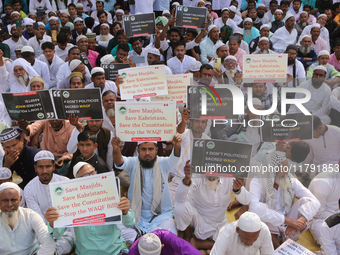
{"left": 237, "top": 212, "right": 262, "bottom": 232}
{"left": 229, "top": 6, "right": 237, "bottom": 13}
{"left": 14, "top": 45, "right": 24, "bottom": 52}
{"left": 138, "top": 233, "right": 162, "bottom": 255}
{"left": 0, "top": 128, "right": 21, "bottom": 143}
{"left": 69, "top": 59, "right": 83, "bottom": 71}
{"left": 189, "top": 61, "right": 202, "bottom": 72}
{"left": 30, "top": 76, "right": 45, "bottom": 86}
{"left": 70, "top": 72, "right": 83, "bottom": 79}
{"left": 233, "top": 27, "right": 244, "bottom": 35}
{"left": 148, "top": 48, "right": 161, "bottom": 56}
{"left": 285, "top": 13, "right": 295, "bottom": 23}
{"left": 318, "top": 50, "right": 329, "bottom": 57}
{"left": 73, "top": 162, "right": 88, "bottom": 178}
{"left": 100, "top": 54, "right": 115, "bottom": 64}
{"left": 86, "top": 33, "right": 97, "bottom": 39}
{"left": 300, "top": 34, "right": 311, "bottom": 41}
{"left": 314, "top": 65, "right": 327, "bottom": 72}
{"left": 0, "top": 168, "right": 12, "bottom": 180}
{"left": 21, "top": 46, "right": 35, "bottom": 53}
{"left": 0, "top": 182, "right": 20, "bottom": 194}
{"left": 34, "top": 150, "right": 55, "bottom": 162}
{"left": 76, "top": 34, "right": 87, "bottom": 43}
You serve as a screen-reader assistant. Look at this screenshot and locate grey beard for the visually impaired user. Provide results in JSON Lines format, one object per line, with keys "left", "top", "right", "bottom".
{"left": 274, "top": 175, "right": 292, "bottom": 190}
{"left": 16, "top": 72, "right": 29, "bottom": 85}
{"left": 205, "top": 177, "right": 220, "bottom": 191}
{"left": 225, "top": 68, "right": 237, "bottom": 78}
{"left": 300, "top": 46, "right": 312, "bottom": 54}
{"left": 261, "top": 49, "right": 269, "bottom": 54}
{"left": 100, "top": 34, "right": 110, "bottom": 41}
{"left": 320, "top": 24, "right": 324, "bottom": 28}
{"left": 301, "top": 22, "right": 307, "bottom": 27}
{"left": 244, "top": 29, "right": 252, "bottom": 37}
{"left": 106, "top": 108, "right": 115, "bottom": 118}
{"left": 1, "top": 210, "right": 19, "bottom": 228}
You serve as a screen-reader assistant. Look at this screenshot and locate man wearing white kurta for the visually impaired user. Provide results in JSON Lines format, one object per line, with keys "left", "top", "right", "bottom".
{"left": 308, "top": 170, "right": 340, "bottom": 245}
{"left": 199, "top": 25, "right": 224, "bottom": 64}
{"left": 213, "top": 8, "right": 238, "bottom": 32}
{"left": 249, "top": 151, "right": 320, "bottom": 249}
{"left": 211, "top": 212, "right": 274, "bottom": 255}
{"left": 27, "top": 23, "right": 52, "bottom": 58}
{"left": 125, "top": 0, "right": 154, "bottom": 14}
{"left": 288, "top": 66, "right": 331, "bottom": 124}
{"left": 297, "top": 21, "right": 330, "bottom": 48}
{"left": 24, "top": 150, "right": 74, "bottom": 255}
{"left": 270, "top": 14, "right": 297, "bottom": 52}
{"left": 320, "top": 212, "right": 340, "bottom": 254}
{"left": 167, "top": 42, "right": 196, "bottom": 75}
{"left": 3, "top": 24, "right": 28, "bottom": 60}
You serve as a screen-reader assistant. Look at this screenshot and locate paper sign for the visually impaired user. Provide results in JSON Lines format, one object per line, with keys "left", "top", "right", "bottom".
{"left": 150, "top": 74, "right": 192, "bottom": 104}
{"left": 115, "top": 101, "right": 176, "bottom": 141}
{"left": 123, "top": 13, "right": 156, "bottom": 37}
{"left": 51, "top": 88, "right": 103, "bottom": 121}
{"left": 175, "top": 6, "right": 207, "bottom": 28}
{"left": 118, "top": 65, "right": 168, "bottom": 99}
{"left": 191, "top": 139, "right": 252, "bottom": 178}
{"left": 102, "top": 63, "right": 130, "bottom": 82}
{"left": 80, "top": 52, "right": 92, "bottom": 71}
{"left": 261, "top": 113, "right": 313, "bottom": 142}
{"left": 274, "top": 239, "right": 315, "bottom": 254}
{"left": 2, "top": 91, "right": 55, "bottom": 121}
{"left": 243, "top": 54, "right": 288, "bottom": 83}
{"left": 187, "top": 85, "right": 239, "bottom": 120}
{"left": 49, "top": 172, "right": 121, "bottom": 228}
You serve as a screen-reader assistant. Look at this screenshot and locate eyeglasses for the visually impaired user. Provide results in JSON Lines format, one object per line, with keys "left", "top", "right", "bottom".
{"left": 225, "top": 62, "right": 237, "bottom": 65}
{"left": 287, "top": 52, "right": 297, "bottom": 56}
{"left": 81, "top": 170, "right": 96, "bottom": 177}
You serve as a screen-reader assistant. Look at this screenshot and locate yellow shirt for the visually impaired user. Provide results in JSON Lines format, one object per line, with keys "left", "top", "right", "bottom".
{"left": 19, "top": 10, "right": 27, "bottom": 19}
{"left": 334, "top": 13, "right": 340, "bottom": 26}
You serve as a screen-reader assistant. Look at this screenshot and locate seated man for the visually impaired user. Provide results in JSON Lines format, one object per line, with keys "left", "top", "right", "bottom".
{"left": 320, "top": 208, "right": 340, "bottom": 254}
{"left": 24, "top": 150, "right": 74, "bottom": 254}
{"left": 167, "top": 41, "right": 196, "bottom": 75}
{"left": 221, "top": 56, "right": 243, "bottom": 85}
{"left": 45, "top": 162, "right": 134, "bottom": 254}
{"left": 173, "top": 160, "right": 250, "bottom": 252}
{"left": 242, "top": 18, "right": 260, "bottom": 45}
{"left": 102, "top": 90, "right": 116, "bottom": 132}
{"left": 0, "top": 182, "right": 56, "bottom": 254}
{"left": 0, "top": 128, "right": 40, "bottom": 188}
{"left": 289, "top": 66, "right": 331, "bottom": 124}
{"left": 85, "top": 67, "right": 118, "bottom": 95}
{"left": 211, "top": 212, "right": 274, "bottom": 254}
{"left": 249, "top": 151, "right": 320, "bottom": 249}
{"left": 112, "top": 135, "right": 182, "bottom": 235}
{"left": 249, "top": 24, "right": 273, "bottom": 54}
{"left": 252, "top": 37, "right": 276, "bottom": 54}
{"left": 297, "top": 35, "right": 318, "bottom": 70}
{"left": 129, "top": 230, "right": 201, "bottom": 255}
{"left": 0, "top": 167, "right": 25, "bottom": 206}
{"left": 227, "top": 36, "right": 246, "bottom": 70}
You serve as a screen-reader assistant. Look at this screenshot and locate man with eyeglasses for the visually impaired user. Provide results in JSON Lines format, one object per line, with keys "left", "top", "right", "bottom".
{"left": 45, "top": 162, "right": 134, "bottom": 255}
{"left": 285, "top": 44, "right": 306, "bottom": 88}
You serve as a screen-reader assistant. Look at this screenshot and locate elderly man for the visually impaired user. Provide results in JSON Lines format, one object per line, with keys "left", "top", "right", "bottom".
{"left": 24, "top": 150, "right": 74, "bottom": 254}
{"left": 174, "top": 158, "right": 250, "bottom": 253}
{"left": 243, "top": 18, "right": 260, "bottom": 45}
{"left": 20, "top": 46, "right": 50, "bottom": 89}
{"left": 253, "top": 37, "right": 276, "bottom": 54}
{"left": 46, "top": 162, "right": 134, "bottom": 254}
{"left": 249, "top": 24, "right": 273, "bottom": 54}
{"left": 298, "top": 16, "right": 330, "bottom": 47}
{"left": 85, "top": 67, "right": 118, "bottom": 95}
{"left": 227, "top": 36, "right": 246, "bottom": 70}
{"left": 309, "top": 24, "right": 330, "bottom": 53}
{"left": 76, "top": 35, "right": 99, "bottom": 68}
{"left": 297, "top": 35, "right": 318, "bottom": 70}
{"left": 289, "top": 66, "right": 331, "bottom": 124}
{"left": 0, "top": 182, "right": 56, "bottom": 254}
{"left": 211, "top": 212, "right": 274, "bottom": 254}
{"left": 213, "top": 7, "right": 238, "bottom": 31}
{"left": 295, "top": 11, "right": 312, "bottom": 36}
{"left": 96, "top": 23, "right": 113, "bottom": 49}
{"left": 249, "top": 151, "right": 320, "bottom": 249}
{"left": 271, "top": 14, "right": 297, "bottom": 53}
{"left": 112, "top": 135, "right": 182, "bottom": 235}
{"left": 28, "top": 22, "right": 51, "bottom": 57}
{"left": 199, "top": 25, "right": 224, "bottom": 64}
{"left": 222, "top": 56, "right": 243, "bottom": 85}
{"left": 101, "top": 90, "right": 116, "bottom": 132}
{"left": 269, "top": 9, "right": 284, "bottom": 33}
{"left": 3, "top": 24, "right": 28, "bottom": 60}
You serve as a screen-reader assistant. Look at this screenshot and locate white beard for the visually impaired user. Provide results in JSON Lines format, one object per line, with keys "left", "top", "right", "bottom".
{"left": 261, "top": 49, "right": 269, "bottom": 54}
{"left": 106, "top": 108, "right": 115, "bottom": 118}
{"left": 274, "top": 175, "right": 292, "bottom": 190}
{"left": 244, "top": 29, "right": 252, "bottom": 38}
{"left": 1, "top": 210, "right": 19, "bottom": 229}
{"left": 300, "top": 46, "right": 312, "bottom": 54}
{"left": 100, "top": 34, "right": 110, "bottom": 41}
{"left": 16, "top": 72, "right": 29, "bottom": 85}
{"left": 206, "top": 177, "right": 220, "bottom": 191}
{"left": 301, "top": 22, "right": 307, "bottom": 27}
{"left": 225, "top": 68, "right": 237, "bottom": 78}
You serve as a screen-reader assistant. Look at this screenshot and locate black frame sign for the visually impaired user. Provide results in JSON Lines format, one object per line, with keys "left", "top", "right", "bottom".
{"left": 80, "top": 52, "right": 93, "bottom": 71}
{"left": 175, "top": 6, "right": 207, "bottom": 28}
{"left": 102, "top": 63, "right": 130, "bottom": 82}
{"left": 123, "top": 13, "right": 156, "bottom": 37}
{"left": 2, "top": 91, "right": 55, "bottom": 121}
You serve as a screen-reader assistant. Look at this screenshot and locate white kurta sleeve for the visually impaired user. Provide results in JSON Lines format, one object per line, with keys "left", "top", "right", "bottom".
{"left": 67, "top": 128, "right": 80, "bottom": 153}
{"left": 313, "top": 89, "right": 331, "bottom": 117}
{"left": 174, "top": 179, "right": 192, "bottom": 203}
{"left": 233, "top": 186, "right": 251, "bottom": 205}
{"left": 185, "top": 40, "right": 198, "bottom": 50}
{"left": 210, "top": 225, "right": 232, "bottom": 255}
{"left": 40, "top": 62, "right": 51, "bottom": 89}
{"left": 0, "top": 64, "right": 9, "bottom": 92}
{"left": 105, "top": 131, "right": 114, "bottom": 170}
{"left": 160, "top": 39, "right": 169, "bottom": 51}
{"left": 24, "top": 185, "right": 47, "bottom": 224}
{"left": 330, "top": 88, "right": 340, "bottom": 112}
{"left": 320, "top": 221, "right": 338, "bottom": 255}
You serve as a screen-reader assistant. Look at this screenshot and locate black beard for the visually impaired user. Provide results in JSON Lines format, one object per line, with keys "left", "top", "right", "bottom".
{"left": 139, "top": 156, "right": 157, "bottom": 169}
{"left": 288, "top": 59, "right": 295, "bottom": 65}
{"left": 258, "top": 13, "right": 264, "bottom": 18}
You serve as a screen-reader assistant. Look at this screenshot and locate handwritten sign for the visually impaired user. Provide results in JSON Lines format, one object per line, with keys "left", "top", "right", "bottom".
{"left": 150, "top": 74, "right": 192, "bottom": 104}
{"left": 49, "top": 172, "right": 121, "bottom": 228}
{"left": 243, "top": 54, "right": 287, "bottom": 83}
{"left": 115, "top": 101, "right": 176, "bottom": 141}
{"left": 123, "top": 13, "right": 156, "bottom": 37}
{"left": 2, "top": 90, "right": 55, "bottom": 121}
{"left": 274, "top": 239, "right": 315, "bottom": 255}
{"left": 118, "top": 65, "right": 168, "bottom": 99}
{"left": 175, "top": 6, "right": 207, "bottom": 28}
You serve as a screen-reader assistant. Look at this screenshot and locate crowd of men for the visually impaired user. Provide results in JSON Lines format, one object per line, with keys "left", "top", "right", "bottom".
{"left": 0, "top": 0, "right": 340, "bottom": 254}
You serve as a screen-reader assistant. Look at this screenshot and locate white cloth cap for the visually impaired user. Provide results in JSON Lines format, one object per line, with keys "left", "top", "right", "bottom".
{"left": 189, "top": 61, "right": 202, "bottom": 72}
{"left": 197, "top": 0, "right": 205, "bottom": 3}
{"left": 34, "top": 150, "right": 55, "bottom": 162}
{"left": 260, "top": 24, "right": 269, "bottom": 30}
{"left": 100, "top": 54, "right": 115, "bottom": 64}
{"left": 318, "top": 14, "right": 327, "bottom": 18}
{"left": 15, "top": 45, "right": 24, "bottom": 52}
{"left": 285, "top": 13, "right": 295, "bottom": 23}
{"left": 24, "top": 18, "right": 34, "bottom": 26}
{"left": 138, "top": 233, "right": 162, "bottom": 255}
{"left": 233, "top": 27, "right": 244, "bottom": 35}
{"left": 73, "top": 162, "right": 89, "bottom": 178}
{"left": 38, "top": 22, "right": 45, "bottom": 26}
{"left": 11, "top": 11, "right": 20, "bottom": 16}
{"left": 21, "top": 45, "right": 35, "bottom": 53}
{"left": 224, "top": 55, "right": 237, "bottom": 62}
{"left": 148, "top": 48, "right": 161, "bottom": 56}
{"left": 69, "top": 59, "right": 83, "bottom": 71}
{"left": 300, "top": 34, "right": 311, "bottom": 41}
{"left": 60, "top": 9, "right": 69, "bottom": 15}
{"left": 76, "top": 35, "right": 87, "bottom": 43}
{"left": 208, "top": 24, "right": 218, "bottom": 33}
{"left": 100, "top": 23, "right": 110, "bottom": 28}
{"left": 0, "top": 182, "right": 20, "bottom": 195}
{"left": 318, "top": 50, "right": 330, "bottom": 57}
{"left": 300, "top": 11, "right": 308, "bottom": 16}
{"left": 0, "top": 168, "right": 12, "bottom": 180}
{"left": 257, "top": 3, "right": 265, "bottom": 7}
{"left": 48, "top": 16, "right": 59, "bottom": 21}
{"left": 252, "top": 98, "right": 262, "bottom": 106}
{"left": 259, "top": 37, "right": 269, "bottom": 42}
{"left": 116, "top": 9, "right": 124, "bottom": 14}
{"left": 314, "top": 65, "right": 327, "bottom": 72}
{"left": 244, "top": 17, "right": 253, "bottom": 24}
{"left": 137, "top": 141, "right": 157, "bottom": 145}
{"left": 76, "top": 3, "right": 83, "bottom": 8}
{"left": 237, "top": 212, "right": 262, "bottom": 232}
{"left": 172, "top": 2, "right": 179, "bottom": 6}
{"left": 162, "top": 10, "right": 170, "bottom": 15}
{"left": 10, "top": 58, "right": 39, "bottom": 85}
{"left": 205, "top": 2, "right": 211, "bottom": 5}
{"left": 91, "top": 67, "right": 105, "bottom": 76}
{"left": 74, "top": 17, "right": 84, "bottom": 23}
{"left": 311, "top": 23, "right": 320, "bottom": 29}
{"left": 221, "top": 7, "right": 229, "bottom": 12}
{"left": 229, "top": 5, "right": 237, "bottom": 12}
{"left": 275, "top": 9, "right": 283, "bottom": 14}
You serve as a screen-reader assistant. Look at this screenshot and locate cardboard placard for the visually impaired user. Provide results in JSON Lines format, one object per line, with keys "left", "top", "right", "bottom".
{"left": 274, "top": 239, "right": 315, "bottom": 255}
{"left": 123, "top": 13, "right": 156, "bottom": 37}
{"left": 102, "top": 63, "right": 130, "bottom": 82}
{"left": 175, "top": 6, "right": 207, "bottom": 28}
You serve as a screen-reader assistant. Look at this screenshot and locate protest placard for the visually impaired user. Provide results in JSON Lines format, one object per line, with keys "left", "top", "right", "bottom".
{"left": 187, "top": 85, "right": 239, "bottom": 119}
{"left": 243, "top": 54, "right": 287, "bottom": 83}
{"left": 150, "top": 74, "right": 192, "bottom": 104}
{"left": 2, "top": 90, "right": 55, "bottom": 121}
{"left": 118, "top": 65, "right": 168, "bottom": 99}
{"left": 261, "top": 113, "right": 313, "bottom": 142}
{"left": 102, "top": 63, "right": 130, "bottom": 82}
{"left": 175, "top": 6, "right": 207, "bottom": 28}
{"left": 274, "top": 239, "right": 315, "bottom": 255}
{"left": 123, "top": 13, "right": 156, "bottom": 37}
{"left": 49, "top": 172, "right": 121, "bottom": 228}
{"left": 191, "top": 139, "right": 252, "bottom": 178}
{"left": 80, "top": 52, "right": 92, "bottom": 71}
{"left": 115, "top": 101, "right": 176, "bottom": 141}
{"left": 51, "top": 88, "right": 103, "bottom": 121}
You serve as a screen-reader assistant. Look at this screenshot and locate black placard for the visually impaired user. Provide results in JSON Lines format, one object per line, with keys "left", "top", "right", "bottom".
{"left": 123, "top": 13, "right": 156, "bottom": 37}
{"left": 80, "top": 52, "right": 92, "bottom": 71}
{"left": 260, "top": 113, "right": 313, "bottom": 142}
{"left": 191, "top": 139, "right": 252, "bottom": 178}
{"left": 102, "top": 63, "right": 130, "bottom": 81}
{"left": 51, "top": 88, "right": 103, "bottom": 120}
{"left": 175, "top": 6, "right": 207, "bottom": 28}
{"left": 2, "top": 91, "right": 55, "bottom": 121}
